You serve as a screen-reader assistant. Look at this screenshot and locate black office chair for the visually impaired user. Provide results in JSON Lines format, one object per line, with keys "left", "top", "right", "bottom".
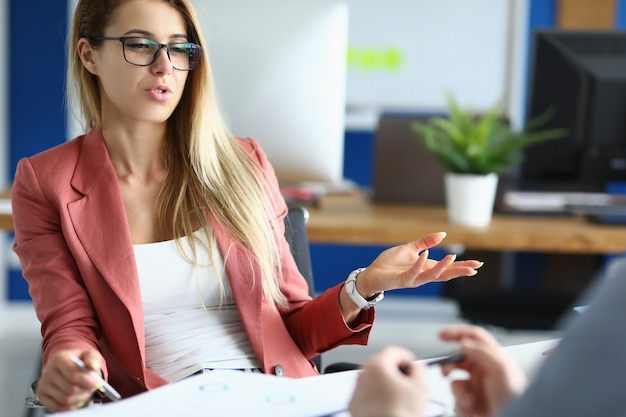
{"left": 284, "top": 207, "right": 359, "bottom": 374}
{"left": 284, "top": 206, "right": 315, "bottom": 299}
{"left": 283, "top": 206, "right": 323, "bottom": 371}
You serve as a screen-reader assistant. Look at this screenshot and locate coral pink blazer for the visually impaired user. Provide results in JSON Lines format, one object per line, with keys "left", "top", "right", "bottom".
{"left": 12, "top": 128, "right": 373, "bottom": 398}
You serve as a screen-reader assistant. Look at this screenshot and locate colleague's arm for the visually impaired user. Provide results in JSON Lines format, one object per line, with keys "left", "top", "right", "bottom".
{"left": 442, "top": 258, "right": 626, "bottom": 417}
{"left": 349, "top": 346, "right": 430, "bottom": 417}
{"left": 439, "top": 326, "right": 528, "bottom": 417}
{"left": 494, "top": 257, "right": 626, "bottom": 417}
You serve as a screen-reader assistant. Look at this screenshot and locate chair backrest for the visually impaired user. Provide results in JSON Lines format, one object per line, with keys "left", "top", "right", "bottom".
{"left": 283, "top": 207, "right": 321, "bottom": 370}
{"left": 284, "top": 207, "right": 315, "bottom": 298}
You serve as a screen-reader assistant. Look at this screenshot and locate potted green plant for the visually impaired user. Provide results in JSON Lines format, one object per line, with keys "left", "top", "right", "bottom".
{"left": 410, "top": 95, "right": 567, "bottom": 227}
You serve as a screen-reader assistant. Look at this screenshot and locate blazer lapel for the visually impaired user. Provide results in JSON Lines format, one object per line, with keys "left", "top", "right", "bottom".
{"left": 67, "top": 129, "right": 145, "bottom": 356}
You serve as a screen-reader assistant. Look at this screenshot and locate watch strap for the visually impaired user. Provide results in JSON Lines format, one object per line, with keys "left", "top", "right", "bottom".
{"left": 345, "top": 268, "right": 384, "bottom": 309}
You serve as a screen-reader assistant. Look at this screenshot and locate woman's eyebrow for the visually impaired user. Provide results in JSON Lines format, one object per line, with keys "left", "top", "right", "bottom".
{"left": 121, "top": 29, "right": 189, "bottom": 41}
{"left": 121, "top": 28, "right": 151, "bottom": 37}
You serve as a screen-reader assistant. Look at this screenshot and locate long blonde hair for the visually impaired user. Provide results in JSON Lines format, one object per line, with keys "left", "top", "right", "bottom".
{"left": 67, "top": 0, "right": 287, "bottom": 307}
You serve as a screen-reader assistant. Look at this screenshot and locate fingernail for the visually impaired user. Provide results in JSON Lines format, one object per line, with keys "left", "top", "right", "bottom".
{"left": 77, "top": 401, "right": 85, "bottom": 408}
{"left": 421, "top": 249, "right": 429, "bottom": 258}
{"left": 468, "top": 269, "right": 478, "bottom": 276}
{"left": 439, "top": 232, "right": 447, "bottom": 238}
{"left": 476, "top": 261, "right": 484, "bottom": 268}
{"left": 448, "top": 253, "right": 457, "bottom": 263}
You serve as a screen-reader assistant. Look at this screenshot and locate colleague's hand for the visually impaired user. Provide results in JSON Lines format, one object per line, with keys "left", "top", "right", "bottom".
{"left": 439, "top": 325, "right": 528, "bottom": 417}
{"left": 355, "top": 232, "right": 483, "bottom": 297}
{"left": 349, "top": 346, "right": 430, "bottom": 417}
{"left": 35, "top": 349, "right": 104, "bottom": 412}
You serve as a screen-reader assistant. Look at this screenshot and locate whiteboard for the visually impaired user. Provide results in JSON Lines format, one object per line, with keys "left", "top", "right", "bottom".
{"left": 341, "top": 0, "right": 512, "bottom": 112}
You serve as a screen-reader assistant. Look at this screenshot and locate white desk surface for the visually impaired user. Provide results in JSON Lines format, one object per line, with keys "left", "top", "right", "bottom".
{"left": 38, "top": 333, "right": 559, "bottom": 417}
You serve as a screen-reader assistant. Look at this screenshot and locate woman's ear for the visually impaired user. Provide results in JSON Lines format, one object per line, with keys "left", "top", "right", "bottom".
{"left": 77, "top": 38, "right": 97, "bottom": 74}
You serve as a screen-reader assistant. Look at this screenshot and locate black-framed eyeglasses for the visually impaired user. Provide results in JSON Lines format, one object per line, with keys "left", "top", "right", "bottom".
{"left": 89, "top": 36, "right": 202, "bottom": 71}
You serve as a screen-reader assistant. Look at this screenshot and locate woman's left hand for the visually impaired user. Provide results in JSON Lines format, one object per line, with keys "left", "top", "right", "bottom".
{"left": 355, "top": 232, "right": 482, "bottom": 297}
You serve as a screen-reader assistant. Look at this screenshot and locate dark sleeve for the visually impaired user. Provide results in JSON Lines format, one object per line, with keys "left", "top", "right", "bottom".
{"left": 498, "top": 257, "right": 626, "bottom": 417}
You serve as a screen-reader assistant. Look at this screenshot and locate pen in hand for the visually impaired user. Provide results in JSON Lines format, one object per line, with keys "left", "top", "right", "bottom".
{"left": 424, "top": 353, "right": 466, "bottom": 367}
{"left": 70, "top": 356, "right": 121, "bottom": 402}
{"left": 399, "top": 353, "right": 466, "bottom": 375}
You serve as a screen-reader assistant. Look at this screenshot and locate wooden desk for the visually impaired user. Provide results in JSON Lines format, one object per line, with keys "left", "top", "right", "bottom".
{"left": 4, "top": 190, "right": 626, "bottom": 254}
{"left": 0, "top": 187, "right": 12, "bottom": 231}
{"left": 306, "top": 194, "right": 626, "bottom": 255}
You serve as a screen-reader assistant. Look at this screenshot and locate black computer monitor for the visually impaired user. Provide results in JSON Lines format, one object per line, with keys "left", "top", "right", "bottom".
{"left": 521, "top": 29, "right": 626, "bottom": 191}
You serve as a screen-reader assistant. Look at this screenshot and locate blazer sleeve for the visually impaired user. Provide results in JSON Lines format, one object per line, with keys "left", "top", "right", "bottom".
{"left": 12, "top": 158, "right": 103, "bottom": 364}
{"left": 242, "top": 137, "right": 374, "bottom": 358}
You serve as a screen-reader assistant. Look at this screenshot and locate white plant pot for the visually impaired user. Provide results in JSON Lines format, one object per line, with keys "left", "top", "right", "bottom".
{"left": 444, "top": 172, "right": 498, "bottom": 227}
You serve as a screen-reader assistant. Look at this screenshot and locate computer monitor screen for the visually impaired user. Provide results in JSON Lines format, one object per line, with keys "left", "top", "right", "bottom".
{"left": 521, "top": 29, "right": 626, "bottom": 191}
{"left": 193, "top": 1, "right": 348, "bottom": 185}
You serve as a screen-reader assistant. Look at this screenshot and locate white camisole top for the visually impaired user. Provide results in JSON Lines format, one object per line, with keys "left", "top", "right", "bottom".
{"left": 133, "top": 230, "right": 260, "bottom": 382}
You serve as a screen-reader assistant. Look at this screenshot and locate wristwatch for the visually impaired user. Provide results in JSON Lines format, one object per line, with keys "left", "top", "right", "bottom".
{"left": 345, "top": 268, "right": 384, "bottom": 309}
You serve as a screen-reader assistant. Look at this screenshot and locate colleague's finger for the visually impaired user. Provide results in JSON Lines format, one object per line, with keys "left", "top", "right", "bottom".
{"left": 450, "top": 380, "right": 477, "bottom": 417}
{"left": 439, "top": 325, "right": 500, "bottom": 348}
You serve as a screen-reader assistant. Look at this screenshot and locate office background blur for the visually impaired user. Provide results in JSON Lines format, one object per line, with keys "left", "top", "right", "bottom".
{"left": 2, "top": 0, "right": 625, "bottom": 415}
{"left": 6, "top": 0, "right": 623, "bottom": 305}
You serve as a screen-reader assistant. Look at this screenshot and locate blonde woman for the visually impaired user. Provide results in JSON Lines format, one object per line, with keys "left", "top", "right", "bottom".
{"left": 11, "top": 0, "right": 482, "bottom": 412}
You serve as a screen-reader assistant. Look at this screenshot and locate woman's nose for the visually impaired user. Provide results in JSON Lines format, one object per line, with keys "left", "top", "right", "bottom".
{"left": 151, "top": 46, "right": 173, "bottom": 74}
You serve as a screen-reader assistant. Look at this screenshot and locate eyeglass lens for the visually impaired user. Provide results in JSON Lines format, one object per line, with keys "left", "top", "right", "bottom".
{"left": 123, "top": 37, "right": 201, "bottom": 70}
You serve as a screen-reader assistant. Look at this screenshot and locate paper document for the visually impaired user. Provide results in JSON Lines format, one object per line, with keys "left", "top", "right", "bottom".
{"left": 49, "top": 368, "right": 445, "bottom": 417}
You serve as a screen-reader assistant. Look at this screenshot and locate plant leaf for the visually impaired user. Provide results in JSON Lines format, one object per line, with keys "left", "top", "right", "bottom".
{"left": 409, "top": 98, "right": 569, "bottom": 175}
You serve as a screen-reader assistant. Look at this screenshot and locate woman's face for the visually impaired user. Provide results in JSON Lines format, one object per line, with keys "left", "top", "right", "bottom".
{"left": 84, "top": 0, "right": 192, "bottom": 127}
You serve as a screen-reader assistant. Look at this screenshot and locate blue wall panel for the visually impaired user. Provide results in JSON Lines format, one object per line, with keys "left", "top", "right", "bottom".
{"left": 618, "top": 0, "right": 626, "bottom": 27}
{"left": 9, "top": 0, "right": 67, "bottom": 177}
{"left": 8, "top": 0, "right": 68, "bottom": 301}
{"left": 343, "top": 130, "right": 375, "bottom": 189}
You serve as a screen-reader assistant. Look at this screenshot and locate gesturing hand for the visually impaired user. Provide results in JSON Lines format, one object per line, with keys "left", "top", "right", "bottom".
{"left": 355, "top": 232, "right": 483, "bottom": 296}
